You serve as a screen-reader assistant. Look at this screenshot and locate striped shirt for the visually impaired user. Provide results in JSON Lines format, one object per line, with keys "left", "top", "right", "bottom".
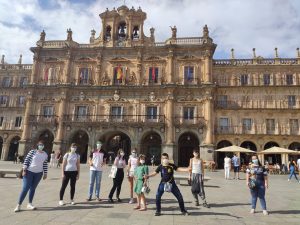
{"left": 23, "top": 150, "right": 48, "bottom": 174}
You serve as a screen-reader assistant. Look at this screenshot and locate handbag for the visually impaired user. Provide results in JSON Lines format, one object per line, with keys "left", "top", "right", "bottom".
{"left": 248, "top": 177, "right": 257, "bottom": 189}
{"left": 108, "top": 165, "right": 117, "bottom": 178}
{"left": 141, "top": 181, "right": 151, "bottom": 195}
{"left": 164, "top": 182, "right": 172, "bottom": 192}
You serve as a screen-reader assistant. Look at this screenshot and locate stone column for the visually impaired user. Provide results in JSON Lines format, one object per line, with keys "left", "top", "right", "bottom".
{"left": 53, "top": 96, "right": 66, "bottom": 151}
{"left": 167, "top": 49, "right": 174, "bottom": 84}
{"left": 95, "top": 55, "right": 102, "bottom": 85}
{"left": 203, "top": 52, "right": 212, "bottom": 83}
{"left": 30, "top": 56, "right": 38, "bottom": 84}
{"left": 64, "top": 51, "right": 72, "bottom": 83}
{"left": 1, "top": 143, "right": 8, "bottom": 160}
{"left": 163, "top": 91, "right": 175, "bottom": 159}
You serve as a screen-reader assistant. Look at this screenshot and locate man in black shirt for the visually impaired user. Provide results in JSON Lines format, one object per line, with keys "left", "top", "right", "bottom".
{"left": 145, "top": 153, "right": 190, "bottom": 216}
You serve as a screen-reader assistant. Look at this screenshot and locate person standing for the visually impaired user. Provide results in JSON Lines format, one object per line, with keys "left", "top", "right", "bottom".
{"left": 14, "top": 141, "right": 48, "bottom": 212}
{"left": 188, "top": 149, "right": 210, "bottom": 208}
{"left": 59, "top": 143, "right": 80, "bottom": 206}
{"left": 297, "top": 158, "right": 300, "bottom": 176}
{"left": 14, "top": 152, "right": 19, "bottom": 164}
{"left": 108, "top": 149, "right": 126, "bottom": 203}
{"left": 246, "top": 155, "right": 269, "bottom": 215}
{"left": 127, "top": 148, "right": 138, "bottom": 204}
{"left": 145, "top": 153, "right": 190, "bottom": 216}
{"left": 56, "top": 149, "right": 62, "bottom": 168}
{"left": 224, "top": 155, "right": 231, "bottom": 179}
{"left": 288, "top": 160, "right": 299, "bottom": 182}
{"left": 87, "top": 141, "right": 107, "bottom": 201}
{"left": 134, "top": 154, "right": 149, "bottom": 211}
{"left": 50, "top": 151, "right": 56, "bottom": 168}
{"left": 232, "top": 154, "right": 240, "bottom": 179}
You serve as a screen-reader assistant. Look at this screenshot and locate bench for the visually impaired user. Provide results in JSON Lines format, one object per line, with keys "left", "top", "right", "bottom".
{"left": 174, "top": 174, "right": 211, "bottom": 185}
{"left": 0, "top": 169, "right": 22, "bottom": 178}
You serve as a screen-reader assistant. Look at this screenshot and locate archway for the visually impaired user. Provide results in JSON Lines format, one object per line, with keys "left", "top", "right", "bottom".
{"left": 288, "top": 142, "right": 300, "bottom": 161}
{"left": 264, "top": 141, "right": 281, "bottom": 164}
{"left": 71, "top": 130, "right": 89, "bottom": 164}
{"left": 141, "top": 132, "right": 162, "bottom": 165}
{"left": 38, "top": 130, "right": 54, "bottom": 160}
{"left": 178, "top": 132, "right": 199, "bottom": 167}
{"left": 240, "top": 141, "right": 257, "bottom": 165}
{"left": 7, "top": 136, "right": 21, "bottom": 161}
{"left": 216, "top": 140, "right": 232, "bottom": 169}
{"left": 0, "top": 136, "right": 3, "bottom": 160}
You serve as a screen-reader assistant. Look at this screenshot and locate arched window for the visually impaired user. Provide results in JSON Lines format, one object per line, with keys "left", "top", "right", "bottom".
{"left": 118, "top": 22, "right": 127, "bottom": 40}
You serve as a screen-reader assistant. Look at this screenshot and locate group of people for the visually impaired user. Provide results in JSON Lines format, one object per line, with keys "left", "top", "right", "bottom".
{"left": 49, "top": 150, "right": 62, "bottom": 168}
{"left": 223, "top": 154, "right": 241, "bottom": 180}
{"left": 14, "top": 141, "right": 210, "bottom": 216}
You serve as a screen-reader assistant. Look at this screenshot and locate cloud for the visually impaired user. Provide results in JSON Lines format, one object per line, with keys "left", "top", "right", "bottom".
{"left": 0, "top": 0, "right": 300, "bottom": 63}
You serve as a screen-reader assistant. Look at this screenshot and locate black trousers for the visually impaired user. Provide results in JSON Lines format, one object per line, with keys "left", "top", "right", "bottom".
{"left": 59, "top": 171, "right": 78, "bottom": 200}
{"left": 109, "top": 168, "right": 124, "bottom": 198}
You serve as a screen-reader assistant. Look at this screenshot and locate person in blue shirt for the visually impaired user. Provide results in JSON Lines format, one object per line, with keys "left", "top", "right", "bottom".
{"left": 232, "top": 154, "right": 240, "bottom": 179}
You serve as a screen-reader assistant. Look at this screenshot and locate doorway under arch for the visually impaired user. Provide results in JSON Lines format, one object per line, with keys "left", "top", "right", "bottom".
{"left": 240, "top": 141, "right": 257, "bottom": 165}
{"left": 0, "top": 136, "right": 3, "bottom": 160}
{"left": 288, "top": 142, "right": 300, "bottom": 161}
{"left": 216, "top": 140, "right": 233, "bottom": 169}
{"left": 7, "top": 136, "right": 21, "bottom": 161}
{"left": 70, "top": 130, "right": 89, "bottom": 163}
{"left": 38, "top": 130, "right": 54, "bottom": 160}
{"left": 141, "top": 132, "right": 162, "bottom": 165}
{"left": 264, "top": 141, "right": 281, "bottom": 164}
{"left": 178, "top": 132, "right": 199, "bottom": 167}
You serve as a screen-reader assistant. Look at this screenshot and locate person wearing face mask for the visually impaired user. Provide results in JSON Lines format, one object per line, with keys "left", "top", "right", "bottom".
{"left": 108, "top": 149, "right": 126, "bottom": 203}
{"left": 188, "top": 149, "right": 210, "bottom": 208}
{"left": 14, "top": 141, "right": 48, "bottom": 212}
{"left": 58, "top": 143, "right": 80, "bottom": 206}
{"left": 133, "top": 154, "right": 149, "bottom": 211}
{"left": 127, "top": 148, "right": 138, "bottom": 204}
{"left": 145, "top": 153, "right": 191, "bottom": 216}
{"left": 246, "top": 155, "right": 269, "bottom": 215}
{"left": 87, "top": 141, "right": 107, "bottom": 201}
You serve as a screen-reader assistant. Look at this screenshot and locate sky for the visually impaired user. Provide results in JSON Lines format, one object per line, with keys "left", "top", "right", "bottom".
{"left": 0, "top": 0, "right": 300, "bottom": 64}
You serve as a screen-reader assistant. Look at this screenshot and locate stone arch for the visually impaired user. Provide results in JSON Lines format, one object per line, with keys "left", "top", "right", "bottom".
{"left": 140, "top": 131, "right": 162, "bottom": 165}
{"left": 264, "top": 141, "right": 281, "bottom": 164}
{"left": 7, "top": 136, "right": 21, "bottom": 161}
{"left": 36, "top": 129, "right": 55, "bottom": 159}
{"left": 178, "top": 132, "right": 200, "bottom": 167}
{"left": 240, "top": 141, "right": 257, "bottom": 165}
{"left": 288, "top": 142, "right": 300, "bottom": 151}
{"left": 216, "top": 140, "right": 233, "bottom": 169}
{"left": 69, "top": 130, "right": 90, "bottom": 163}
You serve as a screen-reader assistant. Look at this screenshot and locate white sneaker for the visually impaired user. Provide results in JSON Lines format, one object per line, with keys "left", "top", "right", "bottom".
{"left": 129, "top": 198, "right": 134, "bottom": 204}
{"left": 71, "top": 200, "right": 75, "bottom": 205}
{"left": 27, "top": 203, "right": 36, "bottom": 210}
{"left": 263, "top": 210, "right": 269, "bottom": 215}
{"left": 14, "top": 205, "right": 21, "bottom": 212}
{"left": 288, "top": 179, "right": 290, "bottom": 181}
{"left": 250, "top": 209, "right": 255, "bottom": 214}
{"left": 58, "top": 200, "right": 64, "bottom": 206}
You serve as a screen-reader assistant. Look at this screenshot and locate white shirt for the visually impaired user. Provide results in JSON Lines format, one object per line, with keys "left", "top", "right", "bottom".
{"left": 297, "top": 159, "right": 300, "bottom": 169}
{"left": 28, "top": 151, "right": 48, "bottom": 173}
{"left": 192, "top": 159, "right": 202, "bottom": 174}
{"left": 90, "top": 150, "right": 106, "bottom": 171}
{"left": 224, "top": 157, "right": 231, "bottom": 168}
{"left": 128, "top": 156, "right": 138, "bottom": 172}
{"left": 64, "top": 153, "right": 80, "bottom": 171}
{"left": 114, "top": 156, "right": 126, "bottom": 168}
{"left": 50, "top": 153, "right": 55, "bottom": 160}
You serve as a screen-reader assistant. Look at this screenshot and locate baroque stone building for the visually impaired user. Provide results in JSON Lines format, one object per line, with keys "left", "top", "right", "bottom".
{"left": 1, "top": 5, "right": 300, "bottom": 166}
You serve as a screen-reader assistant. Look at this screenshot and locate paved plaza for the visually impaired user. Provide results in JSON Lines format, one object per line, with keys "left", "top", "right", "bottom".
{"left": 0, "top": 161, "right": 299, "bottom": 225}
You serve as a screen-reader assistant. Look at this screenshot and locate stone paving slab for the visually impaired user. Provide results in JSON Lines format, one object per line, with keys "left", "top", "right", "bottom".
{"left": 0, "top": 161, "right": 299, "bottom": 225}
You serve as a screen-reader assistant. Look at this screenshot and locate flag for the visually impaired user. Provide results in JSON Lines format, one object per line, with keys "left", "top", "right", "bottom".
{"left": 149, "top": 67, "right": 158, "bottom": 82}
{"left": 116, "top": 65, "right": 123, "bottom": 80}
{"left": 44, "top": 67, "right": 49, "bottom": 81}
{"left": 152, "top": 67, "right": 156, "bottom": 81}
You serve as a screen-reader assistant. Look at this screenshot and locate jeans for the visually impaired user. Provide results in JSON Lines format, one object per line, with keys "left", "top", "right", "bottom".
{"left": 18, "top": 170, "right": 43, "bottom": 205}
{"left": 88, "top": 170, "right": 102, "bottom": 198}
{"left": 191, "top": 173, "right": 206, "bottom": 202}
{"left": 288, "top": 168, "right": 299, "bottom": 180}
{"left": 109, "top": 169, "right": 124, "bottom": 199}
{"left": 156, "top": 181, "right": 186, "bottom": 212}
{"left": 250, "top": 183, "right": 267, "bottom": 210}
{"left": 60, "top": 171, "right": 78, "bottom": 200}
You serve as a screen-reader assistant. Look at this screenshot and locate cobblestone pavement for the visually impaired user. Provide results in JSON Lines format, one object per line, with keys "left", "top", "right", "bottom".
{"left": 0, "top": 161, "right": 299, "bottom": 225}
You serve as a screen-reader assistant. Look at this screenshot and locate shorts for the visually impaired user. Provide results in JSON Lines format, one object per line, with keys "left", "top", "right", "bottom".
{"left": 128, "top": 171, "right": 134, "bottom": 177}
{"left": 233, "top": 166, "right": 240, "bottom": 172}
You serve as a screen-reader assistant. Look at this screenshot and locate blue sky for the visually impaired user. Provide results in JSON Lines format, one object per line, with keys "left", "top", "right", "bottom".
{"left": 0, "top": 0, "right": 300, "bottom": 63}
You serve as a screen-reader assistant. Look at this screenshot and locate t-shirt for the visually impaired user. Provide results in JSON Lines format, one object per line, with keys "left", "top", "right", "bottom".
{"left": 224, "top": 157, "right": 231, "bottom": 167}
{"left": 246, "top": 165, "right": 268, "bottom": 184}
{"left": 128, "top": 156, "right": 138, "bottom": 172}
{"left": 155, "top": 163, "right": 178, "bottom": 183}
{"left": 50, "top": 153, "right": 55, "bottom": 160}
{"left": 63, "top": 153, "right": 80, "bottom": 171}
{"left": 89, "top": 149, "right": 107, "bottom": 171}
{"left": 114, "top": 156, "right": 126, "bottom": 168}
{"left": 232, "top": 156, "right": 240, "bottom": 167}
{"left": 297, "top": 159, "right": 300, "bottom": 169}
{"left": 28, "top": 151, "right": 48, "bottom": 173}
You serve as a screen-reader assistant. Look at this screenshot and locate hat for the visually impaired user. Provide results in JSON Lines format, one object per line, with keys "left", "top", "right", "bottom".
{"left": 96, "top": 141, "right": 103, "bottom": 145}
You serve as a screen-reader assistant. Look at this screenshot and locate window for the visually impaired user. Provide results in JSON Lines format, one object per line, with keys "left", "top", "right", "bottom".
{"left": 111, "top": 106, "right": 122, "bottom": 120}
{"left": 79, "top": 68, "right": 90, "bottom": 84}
{"left": 2, "top": 77, "right": 12, "bottom": 87}
{"left": 43, "top": 106, "right": 54, "bottom": 117}
{"left": 266, "top": 119, "right": 275, "bottom": 133}
{"left": 146, "top": 107, "right": 158, "bottom": 120}
{"left": 183, "top": 107, "right": 194, "bottom": 120}
{"left": 0, "top": 96, "right": 9, "bottom": 105}
{"left": 242, "top": 118, "right": 252, "bottom": 130}
{"left": 263, "top": 74, "right": 270, "bottom": 85}
{"left": 18, "top": 96, "right": 25, "bottom": 106}
{"left": 288, "top": 95, "right": 296, "bottom": 108}
{"left": 286, "top": 74, "right": 293, "bottom": 85}
{"left": 219, "top": 118, "right": 229, "bottom": 130}
{"left": 184, "top": 66, "right": 194, "bottom": 83}
{"left": 0, "top": 116, "right": 3, "bottom": 126}
{"left": 240, "top": 74, "right": 248, "bottom": 85}
{"left": 19, "top": 77, "right": 28, "bottom": 87}
{"left": 149, "top": 67, "right": 158, "bottom": 83}
{"left": 113, "top": 66, "right": 125, "bottom": 85}
{"left": 15, "top": 117, "right": 22, "bottom": 127}
{"left": 218, "top": 95, "right": 228, "bottom": 108}
{"left": 76, "top": 106, "right": 88, "bottom": 118}
{"left": 290, "top": 119, "right": 299, "bottom": 134}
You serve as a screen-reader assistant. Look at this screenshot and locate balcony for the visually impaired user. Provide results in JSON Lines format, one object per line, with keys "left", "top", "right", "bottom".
{"left": 174, "top": 116, "right": 206, "bottom": 127}
{"left": 29, "top": 115, "right": 58, "bottom": 124}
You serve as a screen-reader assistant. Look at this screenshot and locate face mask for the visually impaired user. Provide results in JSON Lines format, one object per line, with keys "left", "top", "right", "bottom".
{"left": 71, "top": 147, "right": 77, "bottom": 153}
{"left": 96, "top": 144, "right": 102, "bottom": 149}
{"left": 37, "top": 145, "right": 44, "bottom": 151}
{"left": 252, "top": 159, "right": 259, "bottom": 165}
{"left": 162, "top": 159, "right": 169, "bottom": 165}
{"left": 132, "top": 152, "right": 137, "bottom": 157}
{"left": 193, "top": 153, "right": 199, "bottom": 157}
{"left": 140, "top": 160, "right": 145, "bottom": 164}
{"left": 120, "top": 152, "right": 125, "bottom": 157}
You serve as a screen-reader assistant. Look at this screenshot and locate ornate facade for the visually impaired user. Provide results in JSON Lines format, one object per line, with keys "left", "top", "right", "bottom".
{"left": 0, "top": 6, "right": 299, "bottom": 166}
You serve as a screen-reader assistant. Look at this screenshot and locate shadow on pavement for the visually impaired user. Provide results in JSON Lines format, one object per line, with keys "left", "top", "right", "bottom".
{"left": 270, "top": 210, "right": 300, "bottom": 215}
{"left": 36, "top": 205, "right": 113, "bottom": 211}
{"left": 189, "top": 211, "right": 242, "bottom": 218}
{"left": 209, "top": 202, "right": 250, "bottom": 207}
